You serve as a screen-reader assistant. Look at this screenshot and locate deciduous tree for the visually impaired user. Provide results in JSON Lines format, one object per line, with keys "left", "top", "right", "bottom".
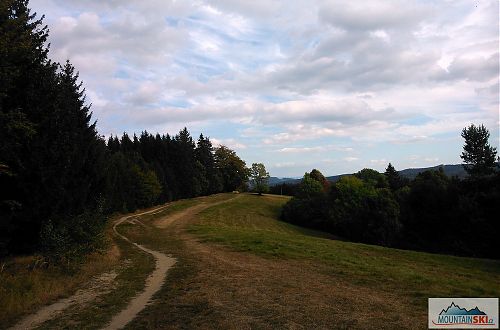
{"left": 250, "top": 163, "right": 270, "bottom": 195}
{"left": 215, "top": 146, "right": 248, "bottom": 191}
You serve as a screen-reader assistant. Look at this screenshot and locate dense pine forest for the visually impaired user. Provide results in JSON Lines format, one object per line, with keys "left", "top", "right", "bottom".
{"left": 0, "top": 1, "right": 248, "bottom": 260}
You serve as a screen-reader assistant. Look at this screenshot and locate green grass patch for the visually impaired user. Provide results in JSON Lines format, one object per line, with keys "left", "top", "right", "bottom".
{"left": 138, "top": 193, "right": 237, "bottom": 223}
{"left": 190, "top": 194, "right": 500, "bottom": 300}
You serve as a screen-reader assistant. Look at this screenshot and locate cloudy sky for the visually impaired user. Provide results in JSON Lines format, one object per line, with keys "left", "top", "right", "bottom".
{"left": 30, "top": 0, "right": 499, "bottom": 177}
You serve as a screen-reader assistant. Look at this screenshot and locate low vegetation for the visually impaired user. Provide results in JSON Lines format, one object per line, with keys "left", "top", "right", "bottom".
{"left": 0, "top": 230, "right": 120, "bottom": 326}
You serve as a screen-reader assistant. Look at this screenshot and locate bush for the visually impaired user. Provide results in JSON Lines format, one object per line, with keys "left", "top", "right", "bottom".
{"left": 40, "top": 206, "right": 106, "bottom": 265}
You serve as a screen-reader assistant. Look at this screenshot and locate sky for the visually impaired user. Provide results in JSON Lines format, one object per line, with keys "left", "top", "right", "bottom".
{"left": 30, "top": 0, "right": 499, "bottom": 177}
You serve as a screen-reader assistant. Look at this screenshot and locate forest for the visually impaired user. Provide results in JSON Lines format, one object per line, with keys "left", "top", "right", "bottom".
{"left": 0, "top": 1, "right": 249, "bottom": 261}
{"left": 280, "top": 130, "right": 500, "bottom": 259}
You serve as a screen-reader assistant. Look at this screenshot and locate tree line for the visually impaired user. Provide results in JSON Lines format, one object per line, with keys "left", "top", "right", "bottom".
{"left": 281, "top": 125, "right": 499, "bottom": 259}
{"left": 104, "top": 130, "right": 249, "bottom": 213}
{"left": 0, "top": 1, "right": 250, "bottom": 261}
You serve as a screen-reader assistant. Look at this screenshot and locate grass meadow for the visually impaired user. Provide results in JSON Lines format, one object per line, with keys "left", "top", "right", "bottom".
{"left": 190, "top": 194, "right": 500, "bottom": 301}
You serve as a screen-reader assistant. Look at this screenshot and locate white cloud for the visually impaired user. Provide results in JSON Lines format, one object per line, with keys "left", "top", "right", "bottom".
{"left": 278, "top": 145, "right": 353, "bottom": 153}
{"left": 211, "top": 138, "right": 247, "bottom": 150}
{"left": 29, "top": 0, "right": 499, "bottom": 176}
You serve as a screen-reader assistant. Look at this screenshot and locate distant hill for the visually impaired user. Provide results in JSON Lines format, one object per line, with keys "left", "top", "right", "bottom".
{"left": 268, "top": 164, "right": 469, "bottom": 186}
{"left": 398, "top": 164, "right": 467, "bottom": 179}
{"left": 268, "top": 177, "right": 301, "bottom": 186}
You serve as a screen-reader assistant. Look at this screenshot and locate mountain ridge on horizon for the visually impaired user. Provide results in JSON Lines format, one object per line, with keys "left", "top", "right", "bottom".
{"left": 268, "top": 163, "right": 469, "bottom": 186}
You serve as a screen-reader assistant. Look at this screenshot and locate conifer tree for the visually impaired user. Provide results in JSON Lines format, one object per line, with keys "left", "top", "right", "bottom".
{"left": 384, "top": 163, "right": 404, "bottom": 191}
{"left": 0, "top": 1, "right": 106, "bottom": 255}
{"left": 175, "top": 128, "right": 202, "bottom": 197}
{"left": 461, "top": 124, "right": 497, "bottom": 177}
{"left": 1, "top": 0, "right": 58, "bottom": 253}
{"left": 196, "top": 134, "right": 222, "bottom": 194}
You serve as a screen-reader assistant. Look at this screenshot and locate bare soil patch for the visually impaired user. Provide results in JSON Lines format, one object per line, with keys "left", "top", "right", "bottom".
{"left": 9, "top": 270, "right": 118, "bottom": 330}
{"left": 103, "top": 206, "right": 177, "bottom": 330}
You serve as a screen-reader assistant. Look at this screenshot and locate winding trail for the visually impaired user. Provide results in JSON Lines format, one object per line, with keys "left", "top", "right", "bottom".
{"left": 105, "top": 196, "right": 239, "bottom": 329}
{"left": 9, "top": 271, "right": 118, "bottom": 330}
{"left": 9, "top": 196, "right": 239, "bottom": 330}
{"left": 103, "top": 205, "right": 176, "bottom": 330}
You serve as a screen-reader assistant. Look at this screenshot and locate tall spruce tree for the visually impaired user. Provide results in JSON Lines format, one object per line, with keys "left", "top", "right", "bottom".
{"left": 175, "top": 128, "right": 202, "bottom": 198}
{"left": 384, "top": 163, "right": 404, "bottom": 191}
{"left": 0, "top": 1, "right": 106, "bottom": 256}
{"left": 196, "top": 134, "right": 222, "bottom": 195}
{"left": 0, "top": 0, "right": 57, "bottom": 253}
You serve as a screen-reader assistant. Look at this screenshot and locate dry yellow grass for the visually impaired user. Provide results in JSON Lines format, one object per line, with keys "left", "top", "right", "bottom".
{"left": 0, "top": 227, "right": 121, "bottom": 327}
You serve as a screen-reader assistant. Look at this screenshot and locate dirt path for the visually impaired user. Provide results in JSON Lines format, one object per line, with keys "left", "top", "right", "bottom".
{"left": 9, "top": 271, "right": 118, "bottom": 330}
{"left": 9, "top": 204, "right": 175, "bottom": 330}
{"left": 102, "top": 205, "right": 177, "bottom": 330}
{"left": 142, "top": 195, "right": 424, "bottom": 329}
{"left": 155, "top": 196, "right": 240, "bottom": 229}
{"left": 104, "top": 196, "right": 239, "bottom": 329}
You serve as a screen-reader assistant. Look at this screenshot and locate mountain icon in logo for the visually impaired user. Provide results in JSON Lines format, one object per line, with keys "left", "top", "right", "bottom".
{"left": 440, "top": 302, "right": 487, "bottom": 316}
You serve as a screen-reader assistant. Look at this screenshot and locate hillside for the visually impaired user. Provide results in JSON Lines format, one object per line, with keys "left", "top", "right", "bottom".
{"left": 3, "top": 193, "right": 499, "bottom": 329}
{"left": 186, "top": 194, "right": 499, "bottom": 328}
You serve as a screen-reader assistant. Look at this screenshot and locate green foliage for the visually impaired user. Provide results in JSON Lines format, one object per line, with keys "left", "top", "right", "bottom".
{"left": 0, "top": 1, "right": 106, "bottom": 257}
{"left": 250, "top": 163, "right": 270, "bottom": 195}
{"left": 384, "top": 163, "right": 407, "bottom": 191}
{"left": 355, "top": 168, "right": 388, "bottom": 188}
{"left": 136, "top": 168, "right": 162, "bottom": 208}
{"left": 174, "top": 128, "right": 204, "bottom": 198}
{"left": 281, "top": 172, "right": 328, "bottom": 230}
{"left": 296, "top": 173, "right": 324, "bottom": 199}
{"left": 282, "top": 173, "right": 400, "bottom": 246}
{"left": 329, "top": 176, "right": 400, "bottom": 245}
{"left": 196, "top": 134, "right": 222, "bottom": 195}
{"left": 103, "top": 152, "right": 162, "bottom": 212}
{"left": 309, "top": 168, "right": 330, "bottom": 191}
{"left": 215, "top": 145, "right": 249, "bottom": 191}
{"left": 40, "top": 207, "right": 106, "bottom": 265}
{"left": 461, "top": 124, "right": 498, "bottom": 177}
{"left": 269, "top": 182, "right": 300, "bottom": 196}
{"left": 398, "top": 169, "right": 500, "bottom": 258}
{"left": 103, "top": 129, "right": 248, "bottom": 213}
{"left": 282, "top": 161, "right": 499, "bottom": 257}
